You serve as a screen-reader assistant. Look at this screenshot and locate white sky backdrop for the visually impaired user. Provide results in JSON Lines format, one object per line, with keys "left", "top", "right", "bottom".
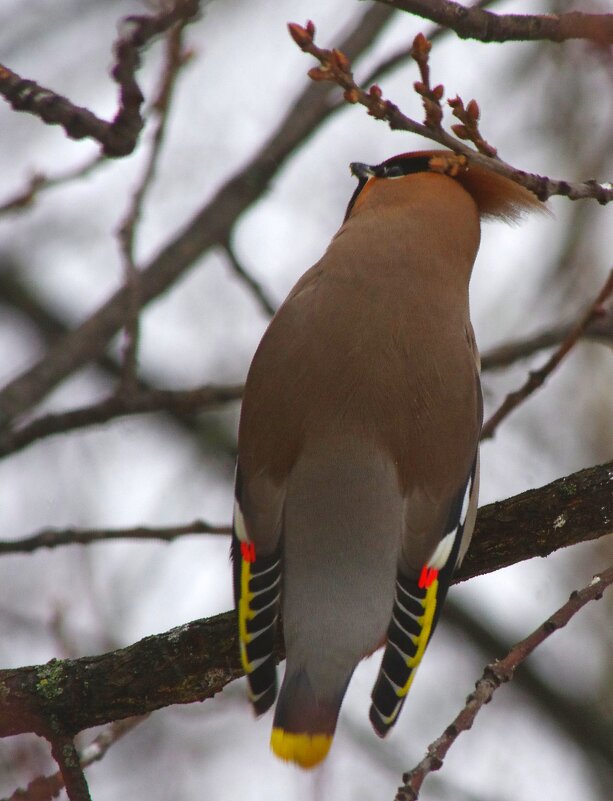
{"left": 0, "top": 1, "right": 611, "bottom": 799}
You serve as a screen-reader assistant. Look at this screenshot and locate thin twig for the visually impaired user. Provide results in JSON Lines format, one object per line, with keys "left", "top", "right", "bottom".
{"left": 0, "top": 383, "right": 243, "bottom": 458}
{"left": 7, "top": 717, "right": 145, "bottom": 801}
{"left": 376, "top": 0, "right": 613, "bottom": 45}
{"left": 481, "top": 314, "right": 613, "bottom": 371}
{"left": 395, "top": 565, "right": 613, "bottom": 800}
{"left": 0, "top": 520, "right": 231, "bottom": 554}
{"left": 0, "top": 154, "right": 106, "bottom": 217}
{"left": 444, "top": 600, "right": 613, "bottom": 771}
{"left": 222, "top": 242, "right": 277, "bottom": 318}
{"left": 289, "top": 23, "right": 613, "bottom": 204}
{"left": 116, "top": 19, "right": 191, "bottom": 393}
{"left": 0, "top": 0, "right": 200, "bottom": 156}
{"left": 481, "top": 269, "right": 613, "bottom": 439}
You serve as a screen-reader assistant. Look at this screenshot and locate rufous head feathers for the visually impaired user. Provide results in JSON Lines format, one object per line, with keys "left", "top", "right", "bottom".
{"left": 348, "top": 150, "right": 547, "bottom": 224}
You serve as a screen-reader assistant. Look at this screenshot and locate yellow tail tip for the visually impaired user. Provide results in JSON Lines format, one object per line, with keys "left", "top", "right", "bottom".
{"left": 270, "top": 727, "right": 332, "bottom": 769}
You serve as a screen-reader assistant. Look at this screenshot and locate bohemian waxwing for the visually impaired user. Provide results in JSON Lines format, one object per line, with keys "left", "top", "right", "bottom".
{"left": 232, "top": 150, "right": 543, "bottom": 768}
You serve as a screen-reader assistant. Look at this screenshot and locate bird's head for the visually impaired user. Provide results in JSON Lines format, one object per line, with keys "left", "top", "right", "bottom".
{"left": 346, "top": 151, "right": 546, "bottom": 224}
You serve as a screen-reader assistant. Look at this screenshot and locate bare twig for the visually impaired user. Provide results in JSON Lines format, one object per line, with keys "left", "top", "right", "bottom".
{"left": 410, "top": 32, "right": 445, "bottom": 128}
{"left": 4, "top": 448, "right": 612, "bottom": 559}
{"left": 0, "top": 155, "right": 106, "bottom": 217}
{"left": 447, "top": 94, "right": 496, "bottom": 156}
{"left": 410, "top": 32, "right": 496, "bottom": 154}
{"left": 395, "top": 565, "right": 613, "bottom": 800}
{"left": 117, "top": 20, "right": 191, "bottom": 392}
{"left": 0, "top": 519, "right": 231, "bottom": 554}
{"left": 481, "top": 311, "right": 613, "bottom": 370}
{"left": 289, "top": 24, "right": 613, "bottom": 204}
{"left": 482, "top": 324, "right": 579, "bottom": 371}
{"left": 444, "top": 600, "right": 613, "bottom": 771}
{"left": 47, "top": 734, "right": 91, "bottom": 801}
{"left": 222, "top": 242, "right": 277, "bottom": 318}
{"left": 7, "top": 717, "right": 145, "bottom": 801}
{"left": 0, "top": 383, "right": 243, "bottom": 458}
{"left": 481, "top": 269, "right": 613, "bottom": 439}
{"left": 376, "top": 0, "right": 613, "bottom": 44}
{"left": 0, "top": 0, "right": 200, "bottom": 157}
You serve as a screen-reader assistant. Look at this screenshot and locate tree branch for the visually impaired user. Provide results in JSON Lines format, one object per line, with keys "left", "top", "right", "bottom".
{"left": 0, "top": 155, "right": 106, "bottom": 217}
{"left": 480, "top": 311, "right": 613, "bottom": 371}
{"left": 0, "top": 460, "right": 610, "bottom": 738}
{"left": 287, "top": 23, "right": 613, "bottom": 204}
{"left": 395, "top": 564, "right": 613, "bottom": 800}
{"left": 0, "top": 520, "right": 231, "bottom": 555}
{"left": 454, "top": 460, "right": 613, "bottom": 582}
{"left": 0, "top": 384, "right": 243, "bottom": 458}
{"left": 0, "top": 0, "right": 200, "bottom": 157}
{"left": 444, "top": 600, "right": 613, "bottom": 770}
{"left": 47, "top": 734, "right": 91, "bottom": 801}
{"left": 116, "top": 19, "right": 191, "bottom": 393}
{"left": 0, "top": 4, "right": 395, "bottom": 425}
{"left": 376, "top": 0, "right": 613, "bottom": 44}
{"left": 481, "top": 269, "right": 613, "bottom": 439}
{"left": 6, "top": 717, "right": 145, "bottom": 801}
{"left": 0, "top": 265, "right": 238, "bottom": 448}
{"left": 221, "top": 242, "right": 277, "bottom": 318}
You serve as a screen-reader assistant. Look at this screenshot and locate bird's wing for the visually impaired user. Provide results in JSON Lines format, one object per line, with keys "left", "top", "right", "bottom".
{"left": 369, "top": 452, "right": 480, "bottom": 737}
{"left": 232, "top": 464, "right": 283, "bottom": 716}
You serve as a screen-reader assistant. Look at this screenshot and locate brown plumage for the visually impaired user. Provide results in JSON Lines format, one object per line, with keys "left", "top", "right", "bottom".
{"left": 232, "top": 151, "right": 543, "bottom": 768}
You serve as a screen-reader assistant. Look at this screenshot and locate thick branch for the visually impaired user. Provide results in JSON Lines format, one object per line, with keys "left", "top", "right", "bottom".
{"left": 0, "top": 460, "right": 610, "bottom": 738}
{"left": 454, "top": 460, "right": 613, "bottom": 582}
{"left": 0, "top": 609, "right": 243, "bottom": 738}
{"left": 377, "top": 0, "right": 613, "bottom": 44}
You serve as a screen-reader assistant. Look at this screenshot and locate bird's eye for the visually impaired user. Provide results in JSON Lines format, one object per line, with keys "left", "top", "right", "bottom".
{"left": 383, "top": 165, "right": 405, "bottom": 178}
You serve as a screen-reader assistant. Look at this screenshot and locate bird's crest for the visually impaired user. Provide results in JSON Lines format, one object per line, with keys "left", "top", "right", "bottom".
{"left": 424, "top": 150, "right": 547, "bottom": 223}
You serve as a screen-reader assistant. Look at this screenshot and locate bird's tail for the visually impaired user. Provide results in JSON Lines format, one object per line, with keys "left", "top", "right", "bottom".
{"left": 271, "top": 667, "right": 349, "bottom": 769}
{"left": 269, "top": 441, "right": 403, "bottom": 768}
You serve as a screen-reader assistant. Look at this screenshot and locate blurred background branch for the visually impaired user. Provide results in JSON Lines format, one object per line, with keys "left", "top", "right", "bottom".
{"left": 0, "top": 0, "right": 200, "bottom": 156}
{"left": 377, "top": 0, "right": 613, "bottom": 44}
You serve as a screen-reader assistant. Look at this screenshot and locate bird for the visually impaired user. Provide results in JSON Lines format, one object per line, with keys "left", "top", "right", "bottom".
{"left": 231, "top": 150, "right": 543, "bottom": 769}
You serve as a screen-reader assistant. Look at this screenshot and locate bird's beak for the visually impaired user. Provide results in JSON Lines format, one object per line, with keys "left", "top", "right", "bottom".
{"left": 350, "top": 162, "right": 376, "bottom": 180}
